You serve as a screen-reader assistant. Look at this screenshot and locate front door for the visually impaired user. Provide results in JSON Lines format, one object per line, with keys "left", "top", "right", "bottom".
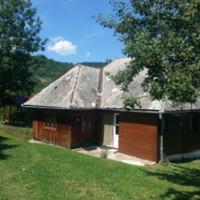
{"left": 71, "top": 112, "right": 95, "bottom": 148}
{"left": 113, "top": 113, "right": 119, "bottom": 148}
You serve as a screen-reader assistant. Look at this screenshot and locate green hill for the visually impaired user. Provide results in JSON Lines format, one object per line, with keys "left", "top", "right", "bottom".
{"left": 33, "top": 56, "right": 74, "bottom": 93}
{"left": 78, "top": 60, "right": 110, "bottom": 68}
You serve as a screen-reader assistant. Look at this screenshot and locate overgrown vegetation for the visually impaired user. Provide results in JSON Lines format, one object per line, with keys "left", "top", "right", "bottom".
{"left": 100, "top": 146, "right": 109, "bottom": 158}
{"left": 123, "top": 95, "right": 141, "bottom": 110}
{"left": 0, "top": 127, "right": 199, "bottom": 200}
{"left": 0, "top": 124, "right": 32, "bottom": 141}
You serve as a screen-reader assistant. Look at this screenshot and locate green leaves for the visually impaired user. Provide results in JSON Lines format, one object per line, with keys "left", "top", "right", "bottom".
{"left": 97, "top": 0, "right": 200, "bottom": 106}
{"left": 0, "top": 0, "right": 46, "bottom": 104}
{"left": 123, "top": 95, "right": 141, "bottom": 110}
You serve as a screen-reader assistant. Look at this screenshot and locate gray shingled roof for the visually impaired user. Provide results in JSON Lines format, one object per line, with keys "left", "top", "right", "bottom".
{"left": 24, "top": 58, "right": 200, "bottom": 111}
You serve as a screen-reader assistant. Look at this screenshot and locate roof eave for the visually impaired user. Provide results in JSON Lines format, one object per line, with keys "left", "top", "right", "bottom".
{"left": 164, "top": 109, "right": 200, "bottom": 114}
{"left": 22, "top": 104, "right": 160, "bottom": 113}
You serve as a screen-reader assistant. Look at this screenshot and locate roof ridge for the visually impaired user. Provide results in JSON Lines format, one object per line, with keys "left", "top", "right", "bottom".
{"left": 69, "top": 65, "right": 81, "bottom": 106}
{"left": 95, "top": 68, "right": 104, "bottom": 107}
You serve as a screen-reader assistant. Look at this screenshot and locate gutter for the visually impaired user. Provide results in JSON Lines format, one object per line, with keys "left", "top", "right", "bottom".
{"left": 102, "top": 108, "right": 160, "bottom": 114}
{"left": 165, "top": 109, "right": 200, "bottom": 114}
{"left": 21, "top": 104, "right": 97, "bottom": 110}
{"left": 22, "top": 104, "right": 160, "bottom": 114}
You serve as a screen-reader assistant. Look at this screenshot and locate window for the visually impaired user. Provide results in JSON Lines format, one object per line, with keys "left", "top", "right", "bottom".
{"left": 192, "top": 114, "right": 199, "bottom": 133}
{"left": 44, "top": 116, "right": 57, "bottom": 130}
{"left": 114, "top": 113, "right": 119, "bottom": 135}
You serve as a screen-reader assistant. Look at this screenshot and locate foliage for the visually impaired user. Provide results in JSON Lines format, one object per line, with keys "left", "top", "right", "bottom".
{"left": 101, "top": 146, "right": 109, "bottom": 158}
{"left": 123, "top": 95, "right": 141, "bottom": 110}
{"left": 97, "top": 0, "right": 200, "bottom": 105}
{"left": 0, "top": 130, "right": 199, "bottom": 200}
{"left": 0, "top": 0, "right": 46, "bottom": 104}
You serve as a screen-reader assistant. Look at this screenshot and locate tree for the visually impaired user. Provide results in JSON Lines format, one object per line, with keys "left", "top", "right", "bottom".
{"left": 97, "top": 0, "right": 200, "bottom": 108}
{"left": 0, "top": 0, "right": 46, "bottom": 104}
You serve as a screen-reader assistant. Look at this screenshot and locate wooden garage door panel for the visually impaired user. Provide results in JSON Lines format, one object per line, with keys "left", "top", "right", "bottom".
{"left": 120, "top": 136, "right": 156, "bottom": 147}
{"left": 120, "top": 137, "right": 155, "bottom": 150}
{"left": 119, "top": 118, "right": 158, "bottom": 162}
{"left": 121, "top": 123, "right": 156, "bottom": 132}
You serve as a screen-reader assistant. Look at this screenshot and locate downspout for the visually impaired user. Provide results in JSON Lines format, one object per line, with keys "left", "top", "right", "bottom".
{"left": 159, "top": 110, "right": 165, "bottom": 163}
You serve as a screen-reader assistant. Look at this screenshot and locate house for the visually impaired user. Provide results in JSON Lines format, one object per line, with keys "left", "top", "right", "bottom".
{"left": 23, "top": 58, "right": 200, "bottom": 162}
{"left": 3, "top": 96, "right": 32, "bottom": 124}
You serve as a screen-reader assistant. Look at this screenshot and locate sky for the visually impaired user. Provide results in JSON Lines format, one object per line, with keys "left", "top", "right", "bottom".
{"left": 32, "top": 0, "right": 124, "bottom": 63}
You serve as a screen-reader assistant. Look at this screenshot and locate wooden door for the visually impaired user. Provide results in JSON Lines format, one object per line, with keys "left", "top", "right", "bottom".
{"left": 71, "top": 115, "right": 82, "bottom": 148}
{"left": 71, "top": 112, "right": 95, "bottom": 148}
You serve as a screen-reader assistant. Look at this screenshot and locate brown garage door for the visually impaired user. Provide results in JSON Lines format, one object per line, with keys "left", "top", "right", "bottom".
{"left": 119, "top": 113, "right": 158, "bottom": 162}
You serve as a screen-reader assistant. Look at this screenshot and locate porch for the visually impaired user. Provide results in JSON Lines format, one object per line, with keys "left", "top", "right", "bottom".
{"left": 73, "top": 145, "right": 155, "bottom": 166}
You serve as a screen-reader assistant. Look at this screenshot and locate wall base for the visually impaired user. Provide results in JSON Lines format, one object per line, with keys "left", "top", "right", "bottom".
{"left": 167, "top": 149, "right": 200, "bottom": 161}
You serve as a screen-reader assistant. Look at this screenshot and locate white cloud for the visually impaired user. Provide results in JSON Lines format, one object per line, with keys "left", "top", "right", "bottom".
{"left": 86, "top": 52, "right": 91, "bottom": 58}
{"left": 47, "top": 37, "right": 77, "bottom": 56}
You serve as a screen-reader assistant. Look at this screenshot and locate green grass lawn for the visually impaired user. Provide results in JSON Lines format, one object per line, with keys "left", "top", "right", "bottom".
{"left": 0, "top": 126, "right": 200, "bottom": 200}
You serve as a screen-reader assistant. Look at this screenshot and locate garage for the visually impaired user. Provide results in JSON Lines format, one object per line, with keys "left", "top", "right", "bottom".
{"left": 119, "top": 112, "right": 159, "bottom": 162}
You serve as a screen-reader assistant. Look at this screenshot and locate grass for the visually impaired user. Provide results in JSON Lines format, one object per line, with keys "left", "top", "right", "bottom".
{"left": 0, "top": 125, "right": 200, "bottom": 200}
{"left": 0, "top": 123, "right": 32, "bottom": 141}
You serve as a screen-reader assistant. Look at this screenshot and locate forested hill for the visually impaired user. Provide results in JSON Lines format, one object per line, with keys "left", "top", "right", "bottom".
{"left": 33, "top": 55, "right": 108, "bottom": 94}
{"left": 78, "top": 60, "right": 110, "bottom": 68}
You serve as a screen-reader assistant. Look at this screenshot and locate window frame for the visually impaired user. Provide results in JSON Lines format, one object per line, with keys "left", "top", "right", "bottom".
{"left": 113, "top": 113, "right": 119, "bottom": 135}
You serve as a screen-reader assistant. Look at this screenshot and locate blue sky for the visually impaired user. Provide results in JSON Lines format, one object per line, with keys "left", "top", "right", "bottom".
{"left": 33, "top": 0, "right": 124, "bottom": 63}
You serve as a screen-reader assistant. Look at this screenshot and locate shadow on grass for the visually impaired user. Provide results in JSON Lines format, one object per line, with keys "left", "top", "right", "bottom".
{"left": 0, "top": 136, "right": 19, "bottom": 160}
{"left": 144, "top": 164, "right": 200, "bottom": 200}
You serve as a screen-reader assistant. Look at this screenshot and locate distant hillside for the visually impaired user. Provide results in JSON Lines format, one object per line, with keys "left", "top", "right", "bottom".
{"left": 78, "top": 60, "right": 111, "bottom": 68}
{"left": 33, "top": 56, "right": 74, "bottom": 93}
{"left": 33, "top": 56, "right": 109, "bottom": 94}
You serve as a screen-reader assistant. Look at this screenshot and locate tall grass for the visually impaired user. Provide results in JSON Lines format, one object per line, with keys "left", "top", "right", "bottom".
{"left": 0, "top": 123, "right": 32, "bottom": 141}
